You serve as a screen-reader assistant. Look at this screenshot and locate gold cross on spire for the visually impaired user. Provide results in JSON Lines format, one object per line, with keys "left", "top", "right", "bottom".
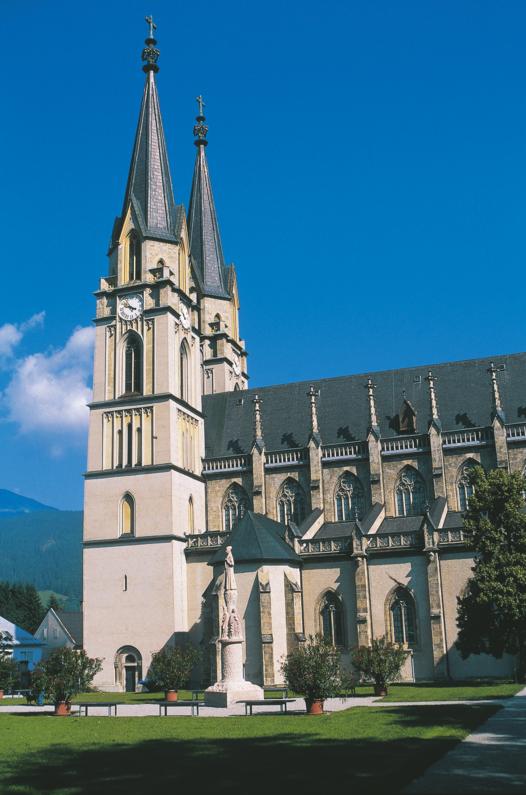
{"left": 196, "top": 95, "right": 206, "bottom": 117}
{"left": 145, "top": 15, "right": 157, "bottom": 39}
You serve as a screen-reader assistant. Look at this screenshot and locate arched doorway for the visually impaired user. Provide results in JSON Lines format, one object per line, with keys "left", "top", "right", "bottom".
{"left": 114, "top": 646, "right": 142, "bottom": 692}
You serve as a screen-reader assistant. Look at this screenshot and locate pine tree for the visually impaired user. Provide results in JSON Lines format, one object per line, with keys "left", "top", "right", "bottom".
{"left": 456, "top": 467, "right": 526, "bottom": 680}
{"left": 47, "top": 594, "right": 61, "bottom": 611}
{"left": 0, "top": 582, "right": 45, "bottom": 634}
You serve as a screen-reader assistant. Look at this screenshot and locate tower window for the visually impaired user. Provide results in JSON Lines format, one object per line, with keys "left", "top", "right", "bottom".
{"left": 335, "top": 472, "right": 365, "bottom": 521}
{"left": 124, "top": 333, "right": 143, "bottom": 395}
{"left": 128, "top": 231, "right": 141, "bottom": 282}
{"left": 457, "top": 460, "right": 477, "bottom": 512}
{"left": 389, "top": 587, "right": 417, "bottom": 647}
{"left": 277, "top": 478, "right": 306, "bottom": 525}
{"left": 223, "top": 483, "right": 249, "bottom": 532}
{"left": 320, "top": 592, "right": 344, "bottom": 647}
{"left": 120, "top": 494, "right": 135, "bottom": 536}
{"left": 135, "top": 427, "right": 142, "bottom": 467}
{"left": 395, "top": 466, "right": 426, "bottom": 517}
{"left": 126, "top": 421, "right": 133, "bottom": 468}
{"left": 188, "top": 496, "right": 195, "bottom": 534}
{"left": 180, "top": 340, "right": 190, "bottom": 402}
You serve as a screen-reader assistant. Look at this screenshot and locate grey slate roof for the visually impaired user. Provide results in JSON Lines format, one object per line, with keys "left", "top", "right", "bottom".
{"left": 56, "top": 611, "right": 83, "bottom": 646}
{"left": 313, "top": 521, "right": 356, "bottom": 539}
{"left": 203, "top": 351, "right": 526, "bottom": 457}
{"left": 443, "top": 511, "right": 464, "bottom": 529}
{"left": 114, "top": 70, "right": 177, "bottom": 243}
{"left": 209, "top": 511, "right": 300, "bottom": 565}
{"left": 188, "top": 144, "right": 230, "bottom": 299}
{"left": 377, "top": 516, "right": 424, "bottom": 534}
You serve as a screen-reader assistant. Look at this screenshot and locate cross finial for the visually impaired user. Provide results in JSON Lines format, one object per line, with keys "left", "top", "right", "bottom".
{"left": 425, "top": 371, "right": 440, "bottom": 421}
{"left": 365, "top": 378, "right": 379, "bottom": 429}
{"left": 196, "top": 95, "right": 206, "bottom": 118}
{"left": 253, "top": 394, "right": 264, "bottom": 441}
{"left": 307, "top": 385, "right": 320, "bottom": 436}
{"left": 145, "top": 15, "right": 157, "bottom": 40}
{"left": 487, "top": 362, "right": 503, "bottom": 414}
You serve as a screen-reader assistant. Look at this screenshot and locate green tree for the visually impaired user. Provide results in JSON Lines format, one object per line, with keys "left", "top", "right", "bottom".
{"left": 47, "top": 594, "right": 61, "bottom": 611}
{"left": 0, "top": 581, "right": 44, "bottom": 633}
{"left": 281, "top": 635, "right": 342, "bottom": 709}
{"left": 34, "top": 648, "right": 102, "bottom": 706}
{"left": 456, "top": 467, "right": 526, "bottom": 680}
{"left": 351, "top": 636, "right": 408, "bottom": 694}
{"left": 148, "top": 644, "right": 201, "bottom": 694}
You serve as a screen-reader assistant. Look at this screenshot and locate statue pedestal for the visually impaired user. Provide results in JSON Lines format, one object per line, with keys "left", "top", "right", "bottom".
{"left": 205, "top": 637, "right": 263, "bottom": 707}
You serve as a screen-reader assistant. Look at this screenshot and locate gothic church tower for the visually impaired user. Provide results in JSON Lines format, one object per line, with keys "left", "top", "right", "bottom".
{"left": 82, "top": 23, "right": 240, "bottom": 689}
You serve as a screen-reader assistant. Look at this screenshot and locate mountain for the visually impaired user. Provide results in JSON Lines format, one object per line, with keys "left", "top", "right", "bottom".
{"left": 0, "top": 489, "right": 58, "bottom": 516}
{"left": 0, "top": 505, "right": 82, "bottom": 605}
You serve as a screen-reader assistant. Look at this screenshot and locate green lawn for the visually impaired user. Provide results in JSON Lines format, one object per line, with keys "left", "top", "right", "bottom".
{"left": 0, "top": 704, "right": 497, "bottom": 794}
{"left": 379, "top": 681, "right": 522, "bottom": 702}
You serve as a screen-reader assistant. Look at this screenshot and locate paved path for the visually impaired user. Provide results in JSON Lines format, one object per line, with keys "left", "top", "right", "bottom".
{"left": 405, "top": 686, "right": 526, "bottom": 793}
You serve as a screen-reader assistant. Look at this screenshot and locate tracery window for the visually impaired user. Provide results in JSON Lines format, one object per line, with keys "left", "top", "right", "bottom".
{"left": 395, "top": 466, "right": 426, "bottom": 517}
{"left": 180, "top": 340, "right": 190, "bottom": 402}
{"left": 457, "top": 460, "right": 477, "bottom": 512}
{"left": 124, "top": 333, "right": 143, "bottom": 395}
{"left": 335, "top": 472, "right": 365, "bottom": 521}
{"left": 120, "top": 493, "right": 135, "bottom": 536}
{"left": 277, "top": 478, "right": 306, "bottom": 525}
{"left": 320, "top": 592, "right": 344, "bottom": 647}
{"left": 128, "top": 231, "right": 141, "bottom": 282}
{"left": 223, "top": 483, "right": 249, "bottom": 532}
{"left": 389, "top": 587, "right": 417, "bottom": 647}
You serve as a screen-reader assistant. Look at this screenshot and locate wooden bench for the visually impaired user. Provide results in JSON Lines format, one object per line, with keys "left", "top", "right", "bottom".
{"left": 77, "top": 702, "right": 121, "bottom": 717}
{"left": 241, "top": 698, "right": 295, "bottom": 716}
{"left": 153, "top": 699, "right": 202, "bottom": 717}
{"left": 191, "top": 689, "right": 205, "bottom": 701}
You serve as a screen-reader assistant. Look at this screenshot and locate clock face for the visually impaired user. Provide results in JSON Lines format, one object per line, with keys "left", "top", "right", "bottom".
{"left": 118, "top": 293, "right": 143, "bottom": 321}
{"left": 180, "top": 304, "right": 191, "bottom": 330}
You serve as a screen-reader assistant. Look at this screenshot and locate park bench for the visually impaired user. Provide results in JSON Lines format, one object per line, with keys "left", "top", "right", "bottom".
{"left": 241, "top": 698, "right": 295, "bottom": 716}
{"left": 191, "top": 689, "right": 205, "bottom": 701}
{"left": 153, "top": 699, "right": 202, "bottom": 716}
{"left": 77, "top": 702, "right": 121, "bottom": 717}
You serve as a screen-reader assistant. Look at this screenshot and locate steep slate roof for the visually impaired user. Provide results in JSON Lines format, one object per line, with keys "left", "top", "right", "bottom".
{"left": 203, "top": 351, "right": 526, "bottom": 457}
{"left": 188, "top": 141, "right": 230, "bottom": 298}
{"left": 209, "top": 511, "right": 300, "bottom": 565}
{"left": 56, "top": 611, "right": 83, "bottom": 646}
{"left": 113, "top": 69, "right": 177, "bottom": 243}
{"left": 313, "top": 521, "right": 356, "bottom": 539}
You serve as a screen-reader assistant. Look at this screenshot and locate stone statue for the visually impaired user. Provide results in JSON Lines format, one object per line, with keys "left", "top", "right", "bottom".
{"left": 224, "top": 545, "right": 236, "bottom": 591}
{"left": 221, "top": 546, "right": 242, "bottom": 641}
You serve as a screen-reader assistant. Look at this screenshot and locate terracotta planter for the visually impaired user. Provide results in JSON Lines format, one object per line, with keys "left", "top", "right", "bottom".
{"left": 374, "top": 684, "right": 388, "bottom": 697}
{"left": 165, "top": 690, "right": 178, "bottom": 702}
{"left": 305, "top": 698, "right": 324, "bottom": 715}
{"left": 54, "top": 701, "right": 70, "bottom": 716}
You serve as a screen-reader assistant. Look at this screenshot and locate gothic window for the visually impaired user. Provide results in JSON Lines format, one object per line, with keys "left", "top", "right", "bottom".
{"left": 116, "top": 429, "right": 123, "bottom": 468}
{"left": 180, "top": 340, "right": 190, "bottom": 402}
{"left": 335, "top": 472, "right": 365, "bottom": 521}
{"left": 457, "top": 460, "right": 477, "bottom": 512}
{"left": 277, "top": 478, "right": 306, "bottom": 525}
{"left": 126, "top": 421, "right": 133, "bottom": 468}
{"left": 135, "top": 426, "right": 142, "bottom": 467}
{"left": 320, "top": 592, "right": 344, "bottom": 647}
{"left": 389, "top": 587, "right": 417, "bottom": 647}
{"left": 223, "top": 483, "right": 249, "bottom": 532}
{"left": 395, "top": 466, "right": 426, "bottom": 516}
{"left": 128, "top": 231, "right": 141, "bottom": 282}
{"left": 188, "top": 497, "right": 195, "bottom": 534}
{"left": 120, "top": 493, "right": 135, "bottom": 536}
{"left": 123, "top": 333, "right": 143, "bottom": 395}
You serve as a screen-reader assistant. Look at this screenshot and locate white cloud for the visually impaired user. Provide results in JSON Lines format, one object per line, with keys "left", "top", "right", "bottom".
{"left": 0, "top": 312, "right": 45, "bottom": 361}
{"left": 3, "top": 326, "right": 95, "bottom": 436}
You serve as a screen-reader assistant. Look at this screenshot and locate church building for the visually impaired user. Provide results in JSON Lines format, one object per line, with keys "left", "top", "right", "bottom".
{"left": 83, "top": 24, "right": 522, "bottom": 690}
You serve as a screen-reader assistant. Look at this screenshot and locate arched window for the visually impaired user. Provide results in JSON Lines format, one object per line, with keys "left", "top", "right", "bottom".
{"left": 188, "top": 496, "right": 195, "bottom": 534}
{"left": 116, "top": 429, "right": 123, "bottom": 468}
{"left": 127, "top": 231, "right": 141, "bottom": 282}
{"left": 320, "top": 592, "right": 344, "bottom": 647}
{"left": 179, "top": 244, "right": 187, "bottom": 293}
{"left": 457, "top": 460, "right": 477, "bottom": 512}
{"left": 395, "top": 466, "right": 426, "bottom": 516}
{"left": 389, "top": 587, "right": 417, "bottom": 647}
{"left": 180, "top": 340, "right": 190, "bottom": 402}
{"left": 120, "top": 494, "right": 135, "bottom": 536}
{"left": 135, "top": 427, "right": 142, "bottom": 466}
{"left": 123, "top": 333, "right": 143, "bottom": 395}
{"left": 223, "top": 483, "right": 249, "bottom": 532}
{"left": 277, "top": 478, "right": 306, "bottom": 525}
{"left": 126, "top": 421, "right": 133, "bottom": 468}
{"left": 335, "top": 472, "right": 365, "bottom": 521}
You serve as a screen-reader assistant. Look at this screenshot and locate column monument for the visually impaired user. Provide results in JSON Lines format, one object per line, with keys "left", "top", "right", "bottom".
{"left": 205, "top": 546, "right": 264, "bottom": 706}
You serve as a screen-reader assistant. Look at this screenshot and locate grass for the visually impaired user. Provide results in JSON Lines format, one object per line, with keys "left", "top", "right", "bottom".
{"left": 379, "top": 681, "right": 522, "bottom": 702}
{"left": 0, "top": 703, "right": 497, "bottom": 794}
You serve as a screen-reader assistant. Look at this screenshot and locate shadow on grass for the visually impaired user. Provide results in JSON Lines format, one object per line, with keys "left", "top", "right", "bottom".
{"left": 2, "top": 706, "right": 496, "bottom": 795}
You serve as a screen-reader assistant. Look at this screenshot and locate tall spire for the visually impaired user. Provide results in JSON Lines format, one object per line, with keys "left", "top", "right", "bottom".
{"left": 188, "top": 98, "right": 230, "bottom": 298}
{"left": 116, "top": 18, "right": 177, "bottom": 243}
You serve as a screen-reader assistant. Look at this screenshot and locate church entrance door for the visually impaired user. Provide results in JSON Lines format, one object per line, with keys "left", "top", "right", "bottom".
{"left": 125, "top": 665, "right": 136, "bottom": 692}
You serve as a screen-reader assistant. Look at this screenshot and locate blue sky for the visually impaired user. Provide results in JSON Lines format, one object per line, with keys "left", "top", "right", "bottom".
{"left": 1, "top": 0, "right": 525, "bottom": 509}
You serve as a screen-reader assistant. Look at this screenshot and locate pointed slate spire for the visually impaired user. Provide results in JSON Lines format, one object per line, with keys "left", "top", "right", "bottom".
{"left": 117, "top": 19, "right": 177, "bottom": 242}
{"left": 188, "top": 98, "right": 230, "bottom": 298}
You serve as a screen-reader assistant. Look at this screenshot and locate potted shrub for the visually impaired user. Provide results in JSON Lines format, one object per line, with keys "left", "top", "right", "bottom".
{"left": 36, "top": 648, "right": 103, "bottom": 715}
{"left": 281, "top": 634, "right": 342, "bottom": 714}
{"left": 148, "top": 644, "right": 201, "bottom": 702}
{"left": 351, "top": 636, "right": 409, "bottom": 696}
